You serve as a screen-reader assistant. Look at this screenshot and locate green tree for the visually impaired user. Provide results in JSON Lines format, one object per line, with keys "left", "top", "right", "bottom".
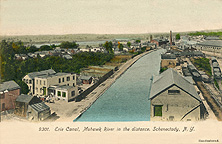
{"left": 103, "top": 41, "right": 114, "bottom": 54}
{"left": 127, "top": 41, "right": 131, "bottom": 48}
{"left": 176, "top": 33, "right": 180, "bottom": 40}
{"left": 17, "top": 80, "right": 29, "bottom": 94}
{"left": 135, "top": 40, "right": 141, "bottom": 43}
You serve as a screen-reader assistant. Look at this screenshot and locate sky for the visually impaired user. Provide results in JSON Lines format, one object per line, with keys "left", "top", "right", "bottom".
{"left": 0, "top": 0, "right": 222, "bottom": 35}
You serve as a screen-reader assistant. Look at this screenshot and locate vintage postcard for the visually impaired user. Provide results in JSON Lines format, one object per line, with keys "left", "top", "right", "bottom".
{"left": 0, "top": 0, "right": 222, "bottom": 144}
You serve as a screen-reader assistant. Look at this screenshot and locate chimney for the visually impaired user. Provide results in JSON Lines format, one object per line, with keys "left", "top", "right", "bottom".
{"left": 170, "top": 30, "right": 172, "bottom": 46}
{"left": 150, "top": 35, "right": 153, "bottom": 42}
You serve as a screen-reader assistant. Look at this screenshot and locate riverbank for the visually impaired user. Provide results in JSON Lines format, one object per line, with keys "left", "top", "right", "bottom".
{"left": 46, "top": 48, "right": 160, "bottom": 122}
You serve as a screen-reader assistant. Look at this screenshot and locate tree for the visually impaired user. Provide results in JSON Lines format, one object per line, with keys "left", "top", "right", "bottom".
{"left": 118, "top": 43, "right": 124, "bottom": 51}
{"left": 17, "top": 80, "right": 29, "bottom": 94}
{"left": 135, "top": 40, "right": 141, "bottom": 43}
{"left": 60, "top": 41, "right": 79, "bottom": 49}
{"left": 39, "top": 45, "right": 53, "bottom": 51}
{"left": 176, "top": 34, "right": 180, "bottom": 40}
{"left": 127, "top": 41, "right": 131, "bottom": 48}
{"left": 103, "top": 41, "right": 113, "bottom": 54}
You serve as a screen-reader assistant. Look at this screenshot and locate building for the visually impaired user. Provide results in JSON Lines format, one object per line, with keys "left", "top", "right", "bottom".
{"left": 23, "top": 69, "right": 77, "bottom": 97}
{"left": 149, "top": 68, "right": 204, "bottom": 121}
{"left": 34, "top": 72, "right": 77, "bottom": 96}
{"left": 80, "top": 75, "right": 93, "bottom": 84}
{"left": 23, "top": 69, "right": 56, "bottom": 95}
{"left": 15, "top": 94, "right": 51, "bottom": 121}
{"left": 196, "top": 40, "right": 222, "bottom": 53}
{"left": 0, "top": 81, "right": 21, "bottom": 112}
{"left": 53, "top": 85, "right": 78, "bottom": 102}
{"left": 151, "top": 39, "right": 169, "bottom": 46}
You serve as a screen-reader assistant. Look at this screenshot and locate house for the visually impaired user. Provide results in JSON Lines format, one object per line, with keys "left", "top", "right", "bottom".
{"left": 34, "top": 72, "right": 77, "bottom": 96}
{"left": 149, "top": 68, "right": 204, "bottom": 121}
{"left": 0, "top": 81, "right": 21, "bottom": 112}
{"left": 151, "top": 39, "right": 168, "bottom": 46}
{"left": 14, "top": 94, "right": 51, "bottom": 121}
{"left": 80, "top": 75, "right": 93, "bottom": 84}
{"left": 53, "top": 85, "right": 78, "bottom": 102}
{"left": 62, "top": 54, "right": 73, "bottom": 59}
{"left": 23, "top": 69, "right": 56, "bottom": 95}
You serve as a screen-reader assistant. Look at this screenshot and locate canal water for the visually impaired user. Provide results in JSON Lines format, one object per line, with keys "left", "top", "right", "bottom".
{"left": 76, "top": 49, "right": 165, "bottom": 122}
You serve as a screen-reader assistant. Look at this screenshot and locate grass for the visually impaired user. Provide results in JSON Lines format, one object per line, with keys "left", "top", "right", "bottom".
{"left": 214, "top": 79, "right": 220, "bottom": 90}
{"left": 190, "top": 57, "right": 212, "bottom": 77}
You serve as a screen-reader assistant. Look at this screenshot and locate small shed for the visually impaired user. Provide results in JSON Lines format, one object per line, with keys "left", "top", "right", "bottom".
{"left": 15, "top": 94, "right": 41, "bottom": 117}
{"left": 80, "top": 75, "right": 93, "bottom": 84}
{"left": 28, "top": 102, "right": 51, "bottom": 121}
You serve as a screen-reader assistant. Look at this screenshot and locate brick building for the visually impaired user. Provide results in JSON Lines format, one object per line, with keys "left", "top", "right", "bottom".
{"left": 0, "top": 81, "right": 21, "bottom": 111}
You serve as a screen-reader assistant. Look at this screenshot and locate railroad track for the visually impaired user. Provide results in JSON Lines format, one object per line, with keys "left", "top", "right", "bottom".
{"left": 196, "top": 81, "right": 222, "bottom": 121}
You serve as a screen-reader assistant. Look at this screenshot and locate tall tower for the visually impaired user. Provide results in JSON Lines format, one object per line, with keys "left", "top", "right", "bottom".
{"left": 150, "top": 35, "right": 153, "bottom": 42}
{"left": 170, "top": 31, "right": 172, "bottom": 46}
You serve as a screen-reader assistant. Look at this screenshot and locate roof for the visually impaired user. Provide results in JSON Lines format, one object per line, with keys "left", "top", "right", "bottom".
{"left": 0, "top": 80, "right": 20, "bottom": 92}
{"left": 30, "top": 102, "right": 50, "bottom": 112}
{"left": 161, "top": 54, "right": 176, "bottom": 59}
{"left": 149, "top": 68, "right": 201, "bottom": 101}
{"left": 16, "top": 94, "right": 34, "bottom": 103}
{"left": 197, "top": 40, "right": 222, "bottom": 47}
{"left": 205, "top": 37, "right": 220, "bottom": 40}
{"left": 27, "top": 69, "right": 56, "bottom": 79}
{"left": 80, "top": 75, "right": 92, "bottom": 80}
{"left": 36, "top": 72, "right": 70, "bottom": 78}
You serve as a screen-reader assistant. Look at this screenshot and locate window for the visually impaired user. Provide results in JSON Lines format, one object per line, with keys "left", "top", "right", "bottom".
{"left": 36, "top": 88, "right": 38, "bottom": 92}
{"left": 67, "top": 84, "right": 69, "bottom": 86}
{"left": 62, "top": 78, "right": 64, "bottom": 82}
{"left": 2, "top": 103, "right": 5, "bottom": 111}
{"left": 43, "top": 87, "right": 46, "bottom": 95}
{"left": 40, "top": 80, "right": 42, "bottom": 85}
{"left": 57, "top": 91, "right": 61, "bottom": 96}
{"left": 154, "top": 105, "right": 162, "bottom": 116}
{"left": 29, "top": 80, "right": 32, "bottom": 84}
{"left": 59, "top": 78, "right": 61, "bottom": 83}
{"left": 0, "top": 94, "right": 5, "bottom": 99}
{"left": 62, "top": 92, "right": 66, "bottom": 98}
{"left": 73, "top": 83, "right": 75, "bottom": 87}
{"left": 67, "top": 77, "right": 70, "bottom": 81}
{"left": 73, "top": 76, "right": 75, "bottom": 80}
{"left": 71, "top": 91, "right": 75, "bottom": 97}
{"left": 43, "top": 81, "right": 45, "bottom": 85}
{"left": 168, "top": 90, "right": 180, "bottom": 95}
{"left": 36, "top": 80, "right": 38, "bottom": 84}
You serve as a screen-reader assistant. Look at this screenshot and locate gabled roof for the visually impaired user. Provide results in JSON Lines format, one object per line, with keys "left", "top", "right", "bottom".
{"left": 149, "top": 68, "right": 201, "bottom": 101}
{"left": 27, "top": 69, "right": 56, "bottom": 79}
{"left": 0, "top": 80, "right": 20, "bottom": 92}
{"left": 16, "top": 94, "right": 33, "bottom": 103}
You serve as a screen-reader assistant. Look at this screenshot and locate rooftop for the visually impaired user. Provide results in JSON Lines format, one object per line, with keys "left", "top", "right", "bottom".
{"left": 0, "top": 80, "right": 20, "bottom": 92}
{"left": 197, "top": 40, "right": 222, "bottom": 47}
{"left": 27, "top": 69, "right": 56, "bottom": 79}
{"left": 149, "top": 68, "right": 201, "bottom": 101}
{"left": 16, "top": 94, "right": 33, "bottom": 103}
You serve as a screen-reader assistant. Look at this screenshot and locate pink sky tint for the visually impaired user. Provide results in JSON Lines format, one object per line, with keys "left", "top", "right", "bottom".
{"left": 0, "top": 0, "right": 222, "bottom": 35}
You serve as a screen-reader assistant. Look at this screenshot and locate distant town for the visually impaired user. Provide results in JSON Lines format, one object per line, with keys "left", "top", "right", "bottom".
{"left": 1, "top": 31, "right": 222, "bottom": 122}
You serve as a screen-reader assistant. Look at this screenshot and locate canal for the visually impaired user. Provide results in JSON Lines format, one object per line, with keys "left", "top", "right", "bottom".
{"left": 77, "top": 49, "right": 165, "bottom": 122}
